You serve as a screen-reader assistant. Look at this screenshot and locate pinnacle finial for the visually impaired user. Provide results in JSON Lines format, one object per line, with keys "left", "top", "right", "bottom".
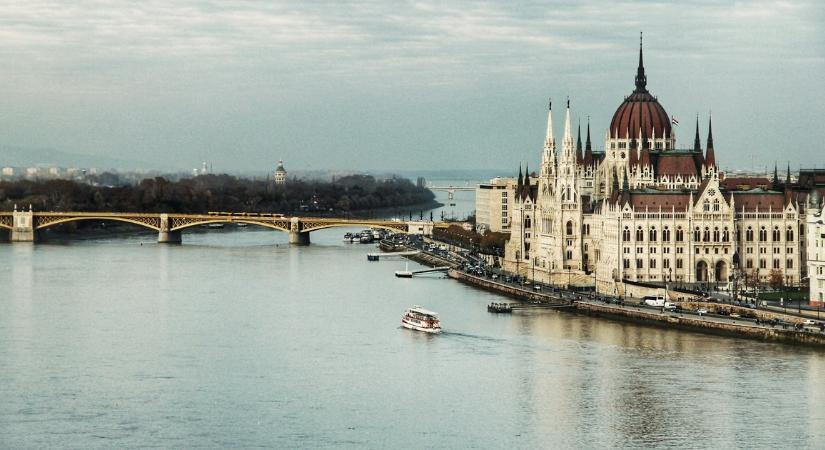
{"left": 548, "top": 97, "right": 552, "bottom": 111}
{"left": 635, "top": 32, "right": 647, "bottom": 92}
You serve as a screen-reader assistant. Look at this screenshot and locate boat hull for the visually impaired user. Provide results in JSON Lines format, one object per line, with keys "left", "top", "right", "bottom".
{"left": 401, "top": 319, "right": 441, "bottom": 334}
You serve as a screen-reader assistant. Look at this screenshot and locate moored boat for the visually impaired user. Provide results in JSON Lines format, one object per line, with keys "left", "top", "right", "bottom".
{"left": 487, "top": 302, "right": 513, "bottom": 313}
{"left": 401, "top": 306, "right": 441, "bottom": 333}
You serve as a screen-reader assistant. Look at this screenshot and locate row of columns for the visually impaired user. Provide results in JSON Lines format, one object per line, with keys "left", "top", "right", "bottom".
{"left": 5, "top": 211, "right": 312, "bottom": 245}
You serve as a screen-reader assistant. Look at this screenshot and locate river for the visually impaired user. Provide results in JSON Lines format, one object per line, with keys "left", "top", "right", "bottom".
{"left": 2, "top": 185, "right": 825, "bottom": 448}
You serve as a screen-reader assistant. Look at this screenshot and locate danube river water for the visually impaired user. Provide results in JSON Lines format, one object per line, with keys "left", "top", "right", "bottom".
{"left": 1, "top": 227, "right": 825, "bottom": 449}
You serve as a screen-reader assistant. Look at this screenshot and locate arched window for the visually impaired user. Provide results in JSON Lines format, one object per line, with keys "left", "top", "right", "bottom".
{"left": 722, "top": 227, "right": 729, "bottom": 242}
{"left": 623, "top": 227, "right": 631, "bottom": 242}
{"left": 636, "top": 226, "right": 644, "bottom": 242}
{"left": 566, "top": 221, "right": 573, "bottom": 235}
{"left": 525, "top": 217, "right": 531, "bottom": 229}
{"left": 676, "top": 227, "right": 684, "bottom": 242}
{"left": 713, "top": 227, "right": 720, "bottom": 242}
{"left": 787, "top": 227, "right": 794, "bottom": 242}
{"left": 649, "top": 227, "right": 657, "bottom": 242}
{"left": 703, "top": 227, "right": 710, "bottom": 242}
{"left": 712, "top": 199, "right": 720, "bottom": 212}
{"left": 759, "top": 226, "right": 767, "bottom": 242}
{"left": 746, "top": 226, "right": 753, "bottom": 242}
{"left": 663, "top": 227, "right": 670, "bottom": 242}
{"left": 703, "top": 199, "right": 710, "bottom": 212}
{"left": 772, "top": 226, "right": 780, "bottom": 242}
{"left": 694, "top": 227, "right": 701, "bottom": 241}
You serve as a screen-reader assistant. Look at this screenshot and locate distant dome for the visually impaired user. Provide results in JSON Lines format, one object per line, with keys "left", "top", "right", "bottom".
{"left": 275, "top": 160, "right": 286, "bottom": 173}
{"left": 609, "top": 35, "right": 672, "bottom": 140}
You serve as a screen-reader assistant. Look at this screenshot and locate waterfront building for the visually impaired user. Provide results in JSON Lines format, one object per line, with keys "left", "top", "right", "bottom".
{"left": 1, "top": 167, "right": 13, "bottom": 178}
{"left": 504, "top": 36, "right": 818, "bottom": 295}
{"left": 806, "top": 179, "right": 825, "bottom": 305}
{"left": 475, "top": 177, "right": 519, "bottom": 233}
{"left": 274, "top": 160, "right": 287, "bottom": 185}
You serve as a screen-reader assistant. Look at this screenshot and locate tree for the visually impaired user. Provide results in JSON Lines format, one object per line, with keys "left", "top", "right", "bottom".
{"left": 768, "top": 269, "right": 784, "bottom": 289}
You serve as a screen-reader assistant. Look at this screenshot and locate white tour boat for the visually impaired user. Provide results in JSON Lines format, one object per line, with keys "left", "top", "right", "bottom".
{"left": 401, "top": 306, "right": 442, "bottom": 334}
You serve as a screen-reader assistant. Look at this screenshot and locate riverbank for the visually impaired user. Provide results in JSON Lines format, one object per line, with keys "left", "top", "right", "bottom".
{"left": 446, "top": 269, "right": 825, "bottom": 348}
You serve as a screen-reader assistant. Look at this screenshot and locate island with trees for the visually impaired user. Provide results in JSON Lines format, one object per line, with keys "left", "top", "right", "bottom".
{"left": 0, "top": 173, "right": 438, "bottom": 217}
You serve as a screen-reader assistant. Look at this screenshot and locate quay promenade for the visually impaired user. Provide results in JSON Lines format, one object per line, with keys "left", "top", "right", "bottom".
{"left": 447, "top": 269, "right": 825, "bottom": 347}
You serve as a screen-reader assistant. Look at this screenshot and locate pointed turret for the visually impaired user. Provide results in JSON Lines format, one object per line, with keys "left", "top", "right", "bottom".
{"left": 545, "top": 99, "right": 554, "bottom": 144}
{"left": 584, "top": 117, "right": 594, "bottom": 166}
{"left": 541, "top": 98, "right": 557, "bottom": 177}
{"left": 786, "top": 162, "right": 791, "bottom": 185}
{"left": 634, "top": 32, "right": 647, "bottom": 93}
{"left": 693, "top": 115, "right": 701, "bottom": 152}
{"left": 705, "top": 115, "right": 716, "bottom": 167}
{"left": 517, "top": 164, "right": 523, "bottom": 191}
{"left": 563, "top": 98, "right": 573, "bottom": 159}
{"left": 576, "top": 122, "right": 584, "bottom": 163}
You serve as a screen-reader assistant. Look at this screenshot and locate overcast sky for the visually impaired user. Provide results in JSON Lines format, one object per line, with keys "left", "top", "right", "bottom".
{"left": 0, "top": 0, "right": 823, "bottom": 173}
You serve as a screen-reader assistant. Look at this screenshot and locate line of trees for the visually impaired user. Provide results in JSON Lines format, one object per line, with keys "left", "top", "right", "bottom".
{"left": 0, "top": 174, "right": 436, "bottom": 214}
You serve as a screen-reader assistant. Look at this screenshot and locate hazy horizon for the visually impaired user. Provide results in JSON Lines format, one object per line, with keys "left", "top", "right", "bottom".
{"left": 1, "top": 1, "right": 823, "bottom": 173}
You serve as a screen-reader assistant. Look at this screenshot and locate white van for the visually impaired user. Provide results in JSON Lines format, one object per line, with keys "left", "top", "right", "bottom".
{"left": 642, "top": 295, "right": 666, "bottom": 307}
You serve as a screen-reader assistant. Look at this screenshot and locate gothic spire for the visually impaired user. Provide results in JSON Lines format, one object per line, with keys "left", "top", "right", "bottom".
{"left": 517, "top": 164, "right": 523, "bottom": 190}
{"left": 563, "top": 98, "right": 573, "bottom": 160}
{"left": 576, "top": 122, "right": 582, "bottom": 152}
{"left": 545, "top": 98, "right": 554, "bottom": 144}
{"left": 693, "top": 115, "right": 701, "bottom": 152}
{"left": 705, "top": 115, "right": 716, "bottom": 167}
{"left": 585, "top": 117, "right": 592, "bottom": 152}
{"left": 576, "top": 121, "right": 583, "bottom": 163}
{"left": 786, "top": 162, "right": 792, "bottom": 185}
{"left": 634, "top": 32, "right": 647, "bottom": 92}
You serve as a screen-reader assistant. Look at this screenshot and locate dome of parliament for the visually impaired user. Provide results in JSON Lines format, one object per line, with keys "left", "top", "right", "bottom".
{"left": 609, "top": 36, "right": 671, "bottom": 140}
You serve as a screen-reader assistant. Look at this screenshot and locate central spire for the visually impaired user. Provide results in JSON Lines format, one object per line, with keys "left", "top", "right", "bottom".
{"left": 635, "top": 32, "right": 647, "bottom": 92}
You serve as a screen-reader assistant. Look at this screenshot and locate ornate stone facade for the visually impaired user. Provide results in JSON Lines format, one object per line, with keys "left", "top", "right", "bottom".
{"left": 504, "top": 38, "right": 812, "bottom": 294}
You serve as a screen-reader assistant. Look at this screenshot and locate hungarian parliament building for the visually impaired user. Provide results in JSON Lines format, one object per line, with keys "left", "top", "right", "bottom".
{"left": 477, "top": 39, "right": 825, "bottom": 299}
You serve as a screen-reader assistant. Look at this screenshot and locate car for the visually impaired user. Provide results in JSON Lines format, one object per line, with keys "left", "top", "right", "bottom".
{"left": 533, "top": 284, "right": 542, "bottom": 291}
{"left": 663, "top": 303, "right": 677, "bottom": 311}
{"left": 696, "top": 308, "right": 708, "bottom": 316}
{"left": 803, "top": 319, "right": 817, "bottom": 326}
{"left": 729, "top": 313, "right": 741, "bottom": 319}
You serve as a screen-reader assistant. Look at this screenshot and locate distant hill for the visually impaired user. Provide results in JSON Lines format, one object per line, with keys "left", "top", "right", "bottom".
{"left": 0, "top": 144, "right": 158, "bottom": 170}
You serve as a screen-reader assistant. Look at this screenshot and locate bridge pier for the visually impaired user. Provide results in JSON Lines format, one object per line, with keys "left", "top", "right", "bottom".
{"left": 11, "top": 209, "right": 35, "bottom": 242}
{"left": 157, "top": 213, "right": 182, "bottom": 244}
{"left": 158, "top": 230, "right": 182, "bottom": 244}
{"left": 289, "top": 231, "right": 310, "bottom": 245}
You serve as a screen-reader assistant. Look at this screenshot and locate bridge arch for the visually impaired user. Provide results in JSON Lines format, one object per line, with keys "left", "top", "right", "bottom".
{"left": 169, "top": 219, "right": 291, "bottom": 233}
{"left": 298, "top": 221, "right": 408, "bottom": 233}
{"left": 35, "top": 216, "right": 161, "bottom": 231}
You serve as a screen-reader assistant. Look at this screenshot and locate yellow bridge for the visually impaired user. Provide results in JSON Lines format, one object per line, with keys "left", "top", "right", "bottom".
{"left": 0, "top": 210, "right": 412, "bottom": 244}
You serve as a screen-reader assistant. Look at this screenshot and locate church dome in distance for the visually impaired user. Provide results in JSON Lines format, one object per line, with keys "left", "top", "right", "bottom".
{"left": 609, "top": 35, "right": 671, "bottom": 140}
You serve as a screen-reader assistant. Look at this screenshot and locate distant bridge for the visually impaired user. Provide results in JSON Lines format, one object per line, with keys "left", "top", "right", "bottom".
{"left": 427, "top": 186, "right": 475, "bottom": 192}
{"left": 0, "top": 210, "right": 411, "bottom": 245}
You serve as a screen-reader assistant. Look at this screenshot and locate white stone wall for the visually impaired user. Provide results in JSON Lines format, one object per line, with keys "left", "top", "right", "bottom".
{"left": 807, "top": 205, "right": 825, "bottom": 305}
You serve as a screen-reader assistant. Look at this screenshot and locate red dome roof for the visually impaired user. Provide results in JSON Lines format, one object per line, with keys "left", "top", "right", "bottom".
{"left": 610, "top": 92, "right": 671, "bottom": 139}
{"left": 609, "top": 34, "right": 671, "bottom": 140}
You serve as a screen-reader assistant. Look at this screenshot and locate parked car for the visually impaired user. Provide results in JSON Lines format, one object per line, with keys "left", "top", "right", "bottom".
{"left": 696, "top": 308, "right": 708, "bottom": 316}
{"left": 533, "top": 284, "right": 542, "bottom": 291}
{"left": 803, "top": 319, "right": 817, "bottom": 326}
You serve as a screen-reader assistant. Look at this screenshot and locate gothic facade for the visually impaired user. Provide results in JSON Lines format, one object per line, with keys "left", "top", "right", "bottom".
{"left": 503, "top": 39, "right": 811, "bottom": 293}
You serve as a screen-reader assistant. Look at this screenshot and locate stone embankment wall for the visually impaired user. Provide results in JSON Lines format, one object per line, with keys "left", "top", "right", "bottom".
{"left": 447, "top": 268, "right": 825, "bottom": 347}
{"left": 448, "top": 270, "right": 571, "bottom": 305}
{"left": 575, "top": 302, "right": 825, "bottom": 346}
